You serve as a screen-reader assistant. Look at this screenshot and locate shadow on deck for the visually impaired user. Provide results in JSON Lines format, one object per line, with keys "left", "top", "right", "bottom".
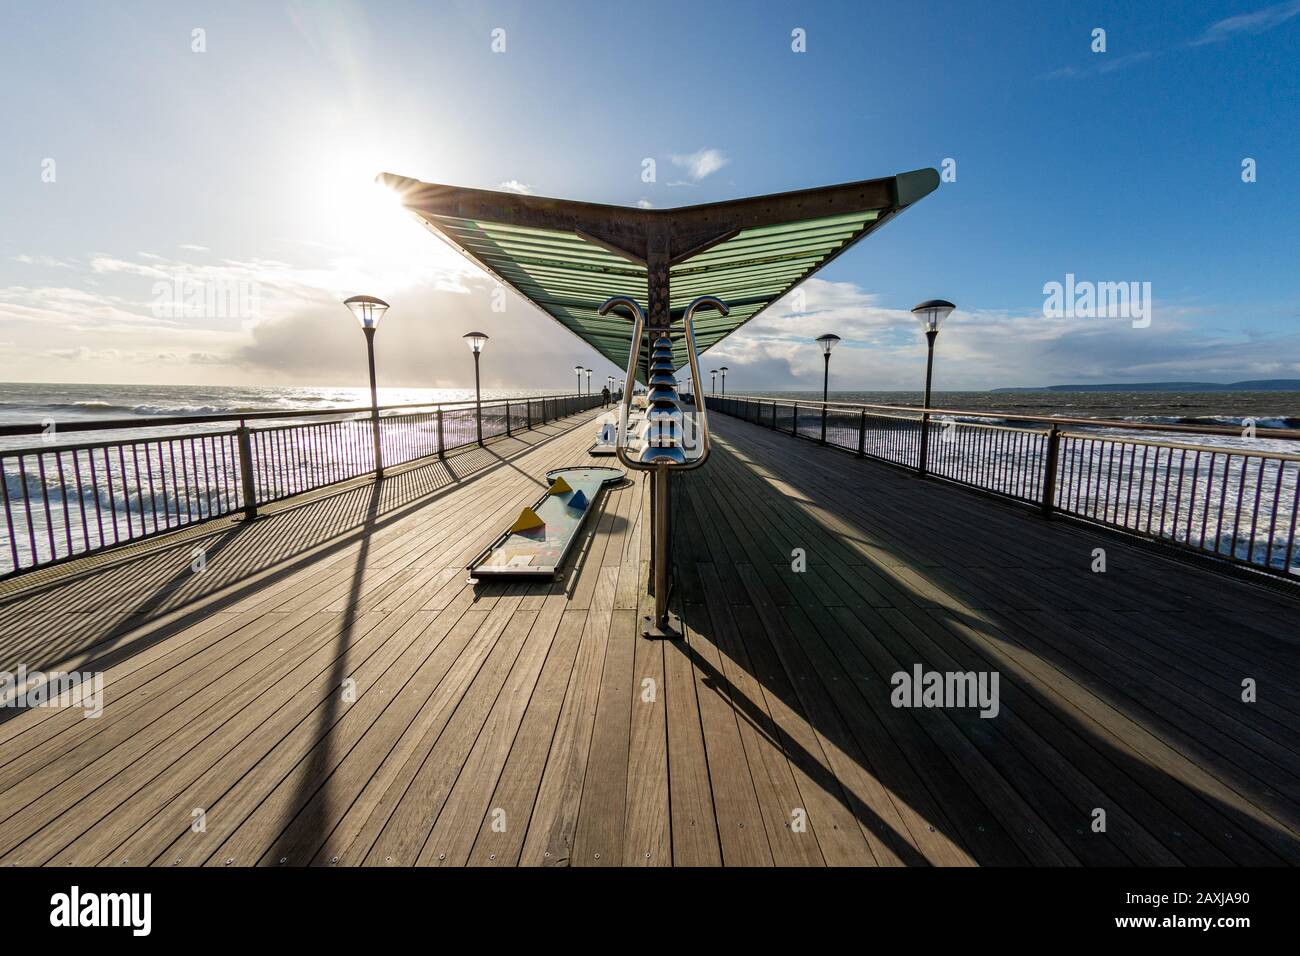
{"left": 0, "top": 408, "right": 1296, "bottom": 866}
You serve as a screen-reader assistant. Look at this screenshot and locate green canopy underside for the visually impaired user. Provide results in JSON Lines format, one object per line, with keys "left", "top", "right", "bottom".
{"left": 425, "top": 210, "right": 884, "bottom": 374}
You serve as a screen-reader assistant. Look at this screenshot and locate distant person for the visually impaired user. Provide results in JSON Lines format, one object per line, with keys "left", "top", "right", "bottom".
{"left": 601, "top": 385, "right": 611, "bottom": 408}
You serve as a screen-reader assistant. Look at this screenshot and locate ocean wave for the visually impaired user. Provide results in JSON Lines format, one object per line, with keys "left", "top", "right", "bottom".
{"left": 128, "top": 403, "right": 247, "bottom": 417}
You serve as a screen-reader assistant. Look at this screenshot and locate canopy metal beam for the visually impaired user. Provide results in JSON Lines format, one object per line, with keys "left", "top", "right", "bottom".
{"left": 379, "top": 168, "right": 940, "bottom": 382}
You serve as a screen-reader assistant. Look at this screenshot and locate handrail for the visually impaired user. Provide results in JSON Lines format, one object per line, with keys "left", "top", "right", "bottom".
{"left": 599, "top": 295, "right": 724, "bottom": 472}
{"left": 0, "top": 393, "right": 591, "bottom": 438}
{"left": 707, "top": 393, "right": 1300, "bottom": 581}
{"left": 1, "top": 391, "right": 603, "bottom": 578}
{"left": 710, "top": 393, "right": 1300, "bottom": 441}
{"left": 602, "top": 295, "right": 651, "bottom": 474}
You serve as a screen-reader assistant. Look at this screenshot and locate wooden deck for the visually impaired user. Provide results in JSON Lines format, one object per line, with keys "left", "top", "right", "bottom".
{"left": 1, "top": 407, "right": 1297, "bottom": 867}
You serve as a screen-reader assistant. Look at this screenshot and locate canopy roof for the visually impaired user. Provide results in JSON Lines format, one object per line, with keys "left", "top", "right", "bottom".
{"left": 379, "top": 168, "right": 939, "bottom": 380}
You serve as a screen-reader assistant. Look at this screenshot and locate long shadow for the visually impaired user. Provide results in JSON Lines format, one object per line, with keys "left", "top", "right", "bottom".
{"left": 664, "top": 414, "right": 1300, "bottom": 866}
{"left": 264, "top": 482, "right": 382, "bottom": 866}
{"left": 667, "top": 628, "right": 928, "bottom": 865}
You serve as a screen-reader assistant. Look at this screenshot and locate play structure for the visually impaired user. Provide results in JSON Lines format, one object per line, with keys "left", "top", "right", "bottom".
{"left": 467, "top": 466, "right": 624, "bottom": 578}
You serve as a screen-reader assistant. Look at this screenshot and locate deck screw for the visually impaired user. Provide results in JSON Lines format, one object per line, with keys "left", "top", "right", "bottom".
{"left": 738, "top": 822, "right": 744, "bottom": 828}
{"left": 331, "top": 856, "right": 339, "bottom": 864}
{"left": 928, "top": 826, "right": 935, "bottom": 832}
{"left": 593, "top": 853, "right": 600, "bottom": 860}
{"left": 439, "top": 853, "right": 447, "bottom": 861}
{"left": 279, "top": 857, "right": 287, "bottom": 864}
{"left": 645, "top": 852, "right": 651, "bottom": 859}
{"left": 386, "top": 857, "right": 392, "bottom": 863}
{"left": 174, "top": 859, "right": 182, "bottom": 866}
{"left": 224, "top": 858, "right": 233, "bottom": 865}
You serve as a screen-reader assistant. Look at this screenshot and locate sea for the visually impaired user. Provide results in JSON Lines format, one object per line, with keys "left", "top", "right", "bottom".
{"left": 0, "top": 382, "right": 569, "bottom": 435}
{"left": 1, "top": 383, "right": 1297, "bottom": 574}
{"left": 2, "top": 382, "right": 1296, "bottom": 441}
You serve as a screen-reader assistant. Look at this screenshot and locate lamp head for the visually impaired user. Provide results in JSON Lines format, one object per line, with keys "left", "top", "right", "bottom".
{"left": 911, "top": 299, "right": 955, "bottom": 334}
{"left": 816, "top": 333, "right": 841, "bottom": 356}
{"left": 462, "top": 331, "right": 488, "bottom": 354}
{"left": 344, "top": 294, "right": 390, "bottom": 330}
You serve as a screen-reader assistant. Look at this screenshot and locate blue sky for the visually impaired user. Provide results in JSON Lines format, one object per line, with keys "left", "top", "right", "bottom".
{"left": 1, "top": 0, "right": 1297, "bottom": 390}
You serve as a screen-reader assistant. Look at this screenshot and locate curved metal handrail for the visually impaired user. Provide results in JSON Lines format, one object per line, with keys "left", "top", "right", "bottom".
{"left": 598, "top": 295, "right": 728, "bottom": 472}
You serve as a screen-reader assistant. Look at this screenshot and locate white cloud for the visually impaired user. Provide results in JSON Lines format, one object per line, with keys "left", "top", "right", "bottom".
{"left": 669, "top": 148, "right": 729, "bottom": 181}
{"left": 1192, "top": 0, "right": 1300, "bottom": 45}
{"left": 12, "top": 255, "right": 75, "bottom": 269}
{"left": 697, "top": 278, "right": 1300, "bottom": 391}
{"left": 496, "top": 180, "right": 534, "bottom": 195}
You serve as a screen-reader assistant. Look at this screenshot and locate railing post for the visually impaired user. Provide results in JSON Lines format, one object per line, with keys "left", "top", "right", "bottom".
{"left": 236, "top": 421, "right": 258, "bottom": 519}
{"left": 918, "top": 412, "right": 930, "bottom": 477}
{"left": 792, "top": 402, "right": 798, "bottom": 437}
{"left": 857, "top": 408, "right": 867, "bottom": 458}
{"left": 505, "top": 401, "right": 512, "bottom": 437}
{"left": 436, "top": 407, "right": 445, "bottom": 458}
{"left": 526, "top": 399, "right": 532, "bottom": 429}
{"left": 1040, "top": 425, "right": 1061, "bottom": 518}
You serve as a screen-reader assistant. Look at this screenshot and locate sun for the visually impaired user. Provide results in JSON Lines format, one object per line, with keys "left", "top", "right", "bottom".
{"left": 299, "top": 149, "right": 470, "bottom": 294}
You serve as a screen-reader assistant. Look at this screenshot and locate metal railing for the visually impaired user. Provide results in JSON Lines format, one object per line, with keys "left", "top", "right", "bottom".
{"left": 0, "top": 393, "right": 602, "bottom": 578}
{"left": 706, "top": 394, "right": 1300, "bottom": 581}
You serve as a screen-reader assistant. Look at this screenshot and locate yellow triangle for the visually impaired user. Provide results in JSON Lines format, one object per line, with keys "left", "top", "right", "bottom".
{"left": 508, "top": 507, "right": 545, "bottom": 534}
{"left": 548, "top": 476, "right": 573, "bottom": 495}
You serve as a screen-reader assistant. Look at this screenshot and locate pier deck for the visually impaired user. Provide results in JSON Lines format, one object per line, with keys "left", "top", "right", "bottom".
{"left": 1, "top": 408, "right": 1297, "bottom": 866}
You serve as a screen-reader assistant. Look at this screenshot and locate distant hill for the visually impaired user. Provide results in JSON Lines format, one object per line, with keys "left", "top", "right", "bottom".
{"left": 994, "top": 380, "right": 1300, "bottom": 393}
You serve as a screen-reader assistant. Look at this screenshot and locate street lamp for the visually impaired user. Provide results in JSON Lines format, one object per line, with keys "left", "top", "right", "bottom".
{"left": 709, "top": 369, "right": 717, "bottom": 394}
{"left": 719, "top": 366, "right": 728, "bottom": 397}
{"left": 575, "top": 364, "right": 583, "bottom": 395}
{"left": 585, "top": 368, "right": 592, "bottom": 398}
{"left": 343, "top": 294, "right": 389, "bottom": 479}
{"left": 911, "top": 299, "right": 956, "bottom": 477}
{"left": 463, "top": 331, "right": 489, "bottom": 445}
{"left": 816, "top": 333, "right": 841, "bottom": 444}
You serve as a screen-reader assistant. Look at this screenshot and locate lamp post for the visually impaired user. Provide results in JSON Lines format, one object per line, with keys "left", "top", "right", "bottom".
{"left": 911, "top": 299, "right": 955, "bottom": 477}
{"left": 719, "top": 366, "right": 728, "bottom": 397}
{"left": 815, "top": 333, "right": 841, "bottom": 444}
{"left": 343, "top": 295, "right": 389, "bottom": 479}
{"left": 584, "top": 368, "right": 592, "bottom": 400}
{"left": 709, "top": 369, "right": 717, "bottom": 394}
{"left": 575, "top": 364, "right": 583, "bottom": 396}
{"left": 463, "top": 331, "right": 489, "bottom": 445}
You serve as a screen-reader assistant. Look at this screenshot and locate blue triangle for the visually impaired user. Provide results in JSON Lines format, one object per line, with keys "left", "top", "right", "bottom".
{"left": 567, "top": 490, "right": 589, "bottom": 511}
